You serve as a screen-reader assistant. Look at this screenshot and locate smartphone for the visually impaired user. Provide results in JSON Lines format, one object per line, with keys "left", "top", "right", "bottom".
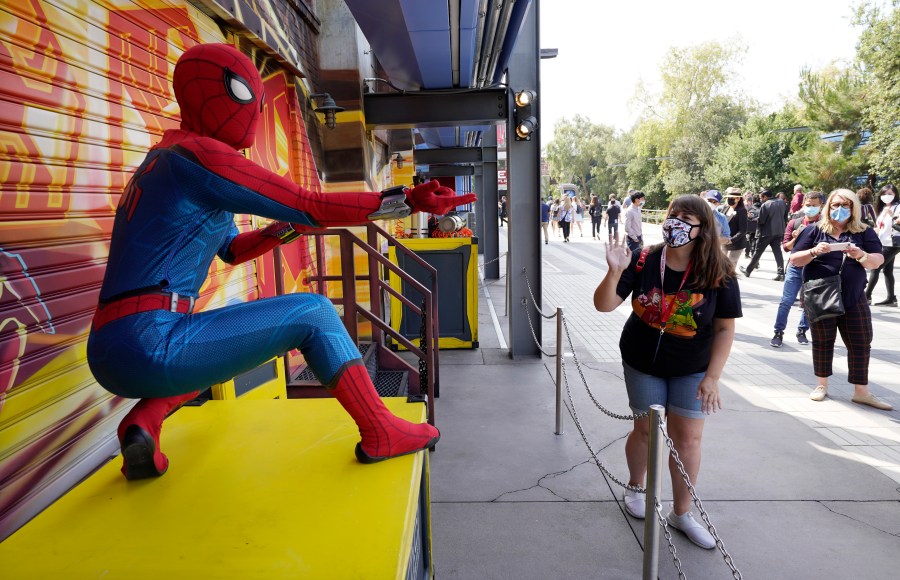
{"left": 829, "top": 242, "right": 851, "bottom": 251}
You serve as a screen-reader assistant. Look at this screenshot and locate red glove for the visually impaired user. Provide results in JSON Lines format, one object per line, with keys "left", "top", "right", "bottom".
{"left": 405, "top": 180, "right": 477, "bottom": 215}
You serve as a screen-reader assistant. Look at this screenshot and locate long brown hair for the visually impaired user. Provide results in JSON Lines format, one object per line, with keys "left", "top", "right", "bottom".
{"left": 649, "top": 195, "right": 735, "bottom": 289}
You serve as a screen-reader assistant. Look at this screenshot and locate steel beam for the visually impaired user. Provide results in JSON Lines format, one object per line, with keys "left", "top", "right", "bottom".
{"left": 420, "top": 166, "right": 475, "bottom": 177}
{"left": 473, "top": 168, "right": 484, "bottom": 255}
{"left": 506, "top": 0, "right": 541, "bottom": 359}
{"left": 364, "top": 89, "right": 508, "bottom": 129}
{"left": 414, "top": 147, "right": 483, "bottom": 165}
{"left": 480, "top": 128, "right": 499, "bottom": 275}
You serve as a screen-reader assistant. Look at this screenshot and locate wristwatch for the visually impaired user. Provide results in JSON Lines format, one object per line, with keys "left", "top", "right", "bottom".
{"left": 368, "top": 186, "right": 412, "bottom": 220}
{"left": 267, "top": 221, "right": 301, "bottom": 244}
{"left": 855, "top": 252, "right": 868, "bottom": 263}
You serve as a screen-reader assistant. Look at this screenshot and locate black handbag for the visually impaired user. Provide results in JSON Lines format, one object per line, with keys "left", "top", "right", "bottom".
{"left": 802, "top": 256, "right": 846, "bottom": 323}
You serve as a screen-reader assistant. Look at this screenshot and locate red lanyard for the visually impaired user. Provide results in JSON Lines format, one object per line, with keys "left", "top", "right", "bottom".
{"left": 658, "top": 246, "right": 692, "bottom": 334}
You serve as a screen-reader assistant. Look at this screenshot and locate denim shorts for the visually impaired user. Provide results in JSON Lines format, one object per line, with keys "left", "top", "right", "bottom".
{"left": 622, "top": 361, "right": 705, "bottom": 419}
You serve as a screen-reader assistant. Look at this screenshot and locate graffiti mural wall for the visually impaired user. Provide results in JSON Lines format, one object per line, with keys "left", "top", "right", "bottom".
{"left": 0, "top": 0, "right": 323, "bottom": 538}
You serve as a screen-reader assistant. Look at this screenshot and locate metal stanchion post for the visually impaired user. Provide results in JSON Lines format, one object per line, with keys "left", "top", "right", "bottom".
{"left": 555, "top": 307, "right": 563, "bottom": 435}
{"left": 642, "top": 404, "right": 666, "bottom": 580}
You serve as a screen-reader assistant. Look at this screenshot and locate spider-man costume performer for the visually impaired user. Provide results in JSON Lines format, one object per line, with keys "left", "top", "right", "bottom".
{"left": 86, "top": 43, "right": 476, "bottom": 480}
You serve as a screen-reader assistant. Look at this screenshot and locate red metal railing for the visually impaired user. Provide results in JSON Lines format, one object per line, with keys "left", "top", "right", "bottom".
{"left": 294, "top": 222, "right": 440, "bottom": 423}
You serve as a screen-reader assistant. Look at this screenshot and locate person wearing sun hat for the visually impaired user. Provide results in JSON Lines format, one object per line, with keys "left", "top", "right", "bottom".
{"left": 722, "top": 187, "right": 748, "bottom": 265}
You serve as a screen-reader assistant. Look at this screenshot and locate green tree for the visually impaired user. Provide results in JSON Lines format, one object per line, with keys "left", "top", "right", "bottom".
{"left": 627, "top": 121, "right": 667, "bottom": 207}
{"left": 789, "top": 139, "right": 870, "bottom": 192}
{"left": 544, "top": 115, "right": 615, "bottom": 195}
{"left": 540, "top": 175, "right": 557, "bottom": 201}
{"left": 792, "top": 61, "right": 871, "bottom": 189}
{"left": 631, "top": 41, "right": 751, "bottom": 199}
{"left": 855, "top": 0, "right": 900, "bottom": 180}
{"left": 706, "top": 106, "right": 812, "bottom": 194}
{"left": 798, "top": 64, "right": 866, "bottom": 152}
{"left": 596, "top": 131, "right": 634, "bottom": 196}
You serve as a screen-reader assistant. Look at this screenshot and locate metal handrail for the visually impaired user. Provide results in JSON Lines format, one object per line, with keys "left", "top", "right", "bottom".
{"left": 367, "top": 221, "right": 441, "bottom": 399}
{"left": 302, "top": 223, "right": 440, "bottom": 423}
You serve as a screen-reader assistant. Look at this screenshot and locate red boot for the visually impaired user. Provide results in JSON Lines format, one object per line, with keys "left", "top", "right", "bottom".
{"left": 116, "top": 391, "right": 199, "bottom": 480}
{"left": 330, "top": 364, "right": 440, "bottom": 463}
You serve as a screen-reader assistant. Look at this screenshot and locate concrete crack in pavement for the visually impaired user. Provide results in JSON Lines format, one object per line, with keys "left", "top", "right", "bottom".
{"left": 818, "top": 501, "right": 900, "bottom": 538}
{"left": 489, "top": 459, "right": 592, "bottom": 503}
{"left": 490, "top": 436, "right": 629, "bottom": 503}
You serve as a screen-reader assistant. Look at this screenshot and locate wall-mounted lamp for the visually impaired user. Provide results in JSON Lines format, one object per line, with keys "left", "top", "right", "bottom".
{"left": 513, "top": 89, "right": 538, "bottom": 141}
{"left": 514, "top": 89, "right": 536, "bottom": 108}
{"left": 515, "top": 117, "right": 538, "bottom": 140}
{"left": 309, "top": 92, "right": 344, "bottom": 130}
{"left": 393, "top": 152, "right": 404, "bottom": 169}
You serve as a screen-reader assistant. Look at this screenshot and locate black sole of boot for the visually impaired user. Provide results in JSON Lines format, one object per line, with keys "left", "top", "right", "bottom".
{"left": 121, "top": 425, "right": 166, "bottom": 480}
{"left": 354, "top": 436, "right": 441, "bottom": 464}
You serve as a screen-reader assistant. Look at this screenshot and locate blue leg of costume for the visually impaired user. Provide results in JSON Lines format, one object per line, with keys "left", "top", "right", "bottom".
{"left": 89, "top": 293, "right": 360, "bottom": 398}
{"left": 89, "top": 293, "right": 439, "bottom": 478}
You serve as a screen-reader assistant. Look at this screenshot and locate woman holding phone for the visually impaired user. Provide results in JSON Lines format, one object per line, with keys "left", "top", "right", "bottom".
{"left": 790, "top": 189, "right": 889, "bottom": 409}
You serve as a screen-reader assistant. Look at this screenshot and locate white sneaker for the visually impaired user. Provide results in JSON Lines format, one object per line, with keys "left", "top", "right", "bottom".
{"left": 809, "top": 386, "right": 828, "bottom": 402}
{"left": 623, "top": 488, "right": 646, "bottom": 519}
{"left": 665, "top": 509, "right": 716, "bottom": 549}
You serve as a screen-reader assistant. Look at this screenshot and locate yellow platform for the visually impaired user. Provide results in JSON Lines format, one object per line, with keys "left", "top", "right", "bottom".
{"left": 0, "top": 399, "right": 431, "bottom": 579}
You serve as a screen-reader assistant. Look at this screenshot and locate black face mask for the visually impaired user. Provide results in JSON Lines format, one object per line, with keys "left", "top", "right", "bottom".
{"left": 662, "top": 217, "right": 700, "bottom": 248}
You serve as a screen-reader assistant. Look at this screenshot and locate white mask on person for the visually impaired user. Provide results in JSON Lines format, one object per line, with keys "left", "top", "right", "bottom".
{"left": 882, "top": 194, "right": 895, "bottom": 205}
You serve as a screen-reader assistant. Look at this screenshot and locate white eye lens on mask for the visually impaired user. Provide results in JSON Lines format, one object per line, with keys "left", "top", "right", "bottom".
{"left": 662, "top": 217, "right": 699, "bottom": 248}
{"left": 882, "top": 194, "right": 895, "bottom": 204}
{"left": 224, "top": 68, "right": 255, "bottom": 104}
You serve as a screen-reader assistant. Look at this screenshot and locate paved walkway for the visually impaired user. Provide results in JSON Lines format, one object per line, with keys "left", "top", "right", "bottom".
{"left": 428, "top": 221, "right": 900, "bottom": 579}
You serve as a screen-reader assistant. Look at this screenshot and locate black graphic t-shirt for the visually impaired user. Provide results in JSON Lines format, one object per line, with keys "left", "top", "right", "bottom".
{"left": 615, "top": 249, "right": 743, "bottom": 377}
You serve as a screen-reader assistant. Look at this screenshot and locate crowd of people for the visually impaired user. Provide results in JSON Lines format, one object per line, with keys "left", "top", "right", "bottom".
{"left": 539, "top": 189, "right": 644, "bottom": 246}
{"left": 582, "top": 183, "right": 897, "bottom": 550}
{"left": 497, "top": 183, "right": 895, "bottom": 550}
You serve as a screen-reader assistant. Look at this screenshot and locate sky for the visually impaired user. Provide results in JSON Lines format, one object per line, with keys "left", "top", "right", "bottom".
{"left": 538, "top": 0, "right": 870, "bottom": 147}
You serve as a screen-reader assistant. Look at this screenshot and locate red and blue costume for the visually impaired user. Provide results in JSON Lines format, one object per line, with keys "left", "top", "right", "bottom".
{"left": 86, "top": 43, "right": 475, "bottom": 480}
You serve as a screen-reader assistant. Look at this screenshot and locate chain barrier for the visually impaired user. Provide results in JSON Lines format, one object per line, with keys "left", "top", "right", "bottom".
{"left": 558, "top": 345, "right": 647, "bottom": 493}
{"left": 560, "top": 314, "right": 648, "bottom": 422}
{"left": 521, "top": 302, "right": 557, "bottom": 358}
{"left": 477, "top": 254, "right": 507, "bottom": 290}
{"left": 522, "top": 267, "right": 645, "bottom": 422}
{"left": 522, "top": 270, "right": 559, "bottom": 320}
{"left": 659, "top": 419, "right": 743, "bottom": 579}
{"left": 655, "top": 499, "right": 686, "bottom": 579}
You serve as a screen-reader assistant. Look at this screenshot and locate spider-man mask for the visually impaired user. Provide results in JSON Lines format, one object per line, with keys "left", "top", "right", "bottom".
{"left": 173, "top": 44, "right": 265, "bottom": 150}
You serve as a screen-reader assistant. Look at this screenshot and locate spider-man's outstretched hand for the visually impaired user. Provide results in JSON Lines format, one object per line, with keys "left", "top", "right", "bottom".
{"left": 405, "top": 180, "right": 477, "bottom": 215}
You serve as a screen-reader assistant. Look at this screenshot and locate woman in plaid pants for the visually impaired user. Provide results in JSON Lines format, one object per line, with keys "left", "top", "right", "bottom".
{"left": 790, "top": 189, "right": 891, "bottom": 410}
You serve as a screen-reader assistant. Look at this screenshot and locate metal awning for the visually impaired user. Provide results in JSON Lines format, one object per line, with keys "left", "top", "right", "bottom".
{"left": 345, "top": 0, "right": 532, "bottom": 149}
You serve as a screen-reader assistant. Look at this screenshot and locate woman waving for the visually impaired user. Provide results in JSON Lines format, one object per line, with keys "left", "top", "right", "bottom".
{"left": 593, "top": 195, "right": 741, "bottom": 549}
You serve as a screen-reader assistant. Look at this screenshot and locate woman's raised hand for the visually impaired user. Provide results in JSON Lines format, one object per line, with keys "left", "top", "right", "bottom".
{"left": 605, "top": 239, "right": 632, "bottom": 272}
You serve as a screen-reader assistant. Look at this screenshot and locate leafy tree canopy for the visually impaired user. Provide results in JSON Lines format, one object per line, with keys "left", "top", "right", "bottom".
{"left": 631, "top": 41, "right": 751, "bottom": 199}
{"left": 706, "top": 105, "right": 812, "bottom": 194}
{"left": 798, "top": 64, "right": 866, "bottom": 152}
{"left": 544, "top": 115, "right": 616, "bottom": 196}
{"left": 855, "top": 0, "right": 900, "bottom": 179}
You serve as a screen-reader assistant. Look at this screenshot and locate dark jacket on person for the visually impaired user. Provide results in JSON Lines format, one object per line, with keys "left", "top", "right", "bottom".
{"left": 725, "top": 205, "right": 748, "bottom": 250}
{"left": 757, "top": 198, "right": 787, "bottom": 237}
